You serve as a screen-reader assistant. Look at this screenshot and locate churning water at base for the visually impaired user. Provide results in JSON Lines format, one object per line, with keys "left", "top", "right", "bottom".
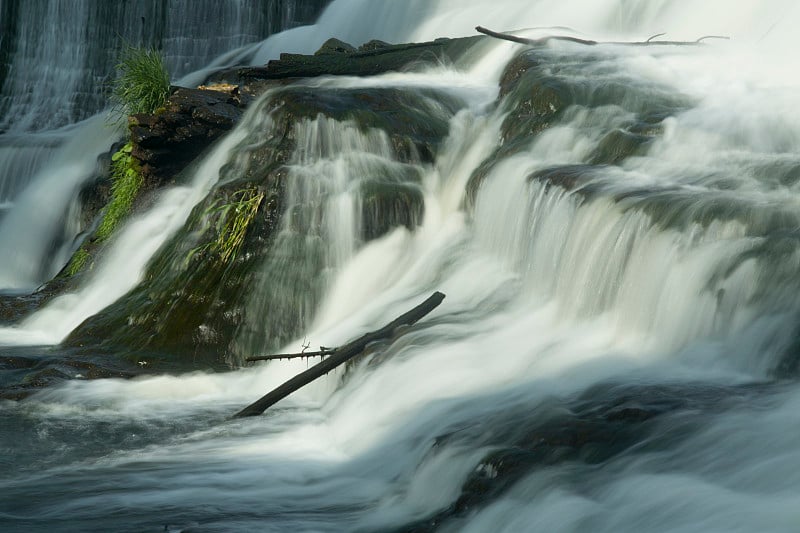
{"left": 4, "top": 0, "right": 800, "bottom": 531}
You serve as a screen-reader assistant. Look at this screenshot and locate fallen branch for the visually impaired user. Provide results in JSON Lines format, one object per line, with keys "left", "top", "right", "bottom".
{"left": 475, "top": 26, "right": 728, "bottom": 47}
{"left": 246, "top": 349, "right": 335, "bottom": 362}
{"left": 477, "top": 25, "right": 596, "bottom": 46}
{"left": 233, "top": 291, "right": 446, "bottom": 418}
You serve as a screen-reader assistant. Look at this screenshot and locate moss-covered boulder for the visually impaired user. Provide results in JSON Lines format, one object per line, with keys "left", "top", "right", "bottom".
{"left": 65, "top": 83, "right": 465, "bottom": 366}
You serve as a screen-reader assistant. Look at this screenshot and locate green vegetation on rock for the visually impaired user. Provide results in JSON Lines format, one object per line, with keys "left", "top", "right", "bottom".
{"left": 97, "top": 142, "right": 143, "bottom": 241}
{"left": 65, "top": 246, "right": 91, "bottom": 277}
{"left": 190, "top": 187, "right": 265, "bottom": 265}
{"left": 111, "top": 44, "right": 170, "bottom": 118}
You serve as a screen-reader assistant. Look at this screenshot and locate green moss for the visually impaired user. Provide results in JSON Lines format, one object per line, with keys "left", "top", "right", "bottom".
{"left": 65, "top": 247, "right": 91, "bottom": 276}
{"left": 111, "top": 44, "right": 170, "bottom": 120}
{"left": 96, "top": 142, "right": 143, "bottom": 241}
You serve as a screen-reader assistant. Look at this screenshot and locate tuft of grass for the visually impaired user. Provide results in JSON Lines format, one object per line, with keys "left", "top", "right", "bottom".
{"left": 97, "top": 142, "right": 143, "bottom": 241}
{"left": 215, "top": 188, "right": 265, "bottom": 264}
{"left": 111, "top": 44, "right": 170, "bottom": 119}
{"left": 188, "top": 188, "right": 265, "bottom": 266}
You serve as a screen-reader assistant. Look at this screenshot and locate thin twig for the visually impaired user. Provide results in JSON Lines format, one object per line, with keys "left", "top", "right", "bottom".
{"left": 695, "top": 35, "right": 731, "bottom": 43}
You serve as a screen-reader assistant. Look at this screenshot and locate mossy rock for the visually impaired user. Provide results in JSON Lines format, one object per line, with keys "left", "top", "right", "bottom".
{"left": 65, "top": 82, "right": 463, "bottom": 365}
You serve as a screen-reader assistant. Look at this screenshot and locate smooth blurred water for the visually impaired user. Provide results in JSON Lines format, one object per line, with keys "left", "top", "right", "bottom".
{"left": 3, "top": 1, "right": 800, "bottom": 531}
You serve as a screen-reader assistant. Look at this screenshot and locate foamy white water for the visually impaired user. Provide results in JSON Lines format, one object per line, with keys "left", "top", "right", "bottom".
{"left": 3, "top": 1, "right": 800, "bottom": 532}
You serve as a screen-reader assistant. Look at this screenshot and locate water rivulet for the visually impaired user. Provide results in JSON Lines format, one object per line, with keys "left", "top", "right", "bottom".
{"left": 3, "top": 1, "right": 800, "bottom": 531}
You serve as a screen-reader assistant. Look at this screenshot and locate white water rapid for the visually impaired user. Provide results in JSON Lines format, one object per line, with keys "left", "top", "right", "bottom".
{"left": 3, "top": 1, "right": 800, "bottom": 532}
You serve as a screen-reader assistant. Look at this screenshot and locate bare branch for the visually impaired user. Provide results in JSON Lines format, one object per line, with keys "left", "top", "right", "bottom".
{"left": 476, "top": 26, "right": 597, "bottom": 46}
{"left": 696, "top": 35, "right": 731, "bottom": 43}
{"left": 476, "top": 26, "right": 729, "bottom": 48}
{"left": 245, "top": 349, "right": 335, "bottom": 362}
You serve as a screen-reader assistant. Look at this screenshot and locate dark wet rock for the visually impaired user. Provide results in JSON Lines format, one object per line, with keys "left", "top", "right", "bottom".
{"left": 0, "top": 349, "right": 139, "bottom": 401}
{"left": 360, "top": 181, "right": 425, "bottom": 241}
{"left": 75, "top": 146, "right": 117, "bottom": 231}
{"left": 0, "top": 293, "right": 36, "bottom": 324}
{"left": 359, "top": 39, "right": 392, "bottom": 52}
{"left": 528, "top": 164, "right": 598, "bottom": 191}
{"left": 396, "top": 381, "right": 775, "bottom": 533}
{"left": 212, "top": 35, "right": 486, "bottom": 85}
{"left": 271, "top": 86, "right": 464, "bottom": 163}
{"left": 128, "top": 86, "right": 246, "bottom": 186}
{"left": 589, "top": 128, "right": 653, "bottom": 165}
{"left": 315, "top": 37, "right": 357, "bottom": 55}
{"left": 773, "top": 318, "right": 800, "bottom": 378}
{"left": 0, "top": 276, "right": 73, "bottom": 324}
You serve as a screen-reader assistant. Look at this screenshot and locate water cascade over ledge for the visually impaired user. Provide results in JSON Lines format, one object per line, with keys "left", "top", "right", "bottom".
{"left": 3, "top": 1, "right": 800, "bottom": 531}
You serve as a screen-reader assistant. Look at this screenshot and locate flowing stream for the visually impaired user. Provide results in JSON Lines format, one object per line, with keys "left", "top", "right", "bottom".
{"left": 3, "top": 1, "right": 800, "bottom": 531}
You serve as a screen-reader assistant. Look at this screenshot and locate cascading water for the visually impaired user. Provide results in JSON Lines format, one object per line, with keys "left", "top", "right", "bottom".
{"left": 3, "top": 1, "right": 800, "bottom": 531}
{"left": 0, "top": 0, "right": 330, "bottom": 292}
{"left": 0, "top": 0, "right": 331, "bottom": 133}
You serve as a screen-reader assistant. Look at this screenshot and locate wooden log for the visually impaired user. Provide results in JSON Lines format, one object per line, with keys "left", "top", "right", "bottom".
{"left": 233, "top": 291, "right": 446, "bottom": 418}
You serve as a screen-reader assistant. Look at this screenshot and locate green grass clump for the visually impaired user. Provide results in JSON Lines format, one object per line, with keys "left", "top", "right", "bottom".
{"left": 97, "top": 142, "right": 143, "bottom": 240}
{"left": 188, "top": 188, "right": 265, "bottom": 265}
{"left": 111, "top": 44, "right": 170, "bottom": 118}
{"left": 214, "top": 188, "right": 265, "bottom": 264}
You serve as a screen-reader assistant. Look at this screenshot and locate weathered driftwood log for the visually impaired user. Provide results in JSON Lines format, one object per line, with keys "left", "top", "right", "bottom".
{"left": 233, "top": 291, "right": 446, "bottom": 418}
{"left": 475, "top": 26, "right": 729, "bottom": 47}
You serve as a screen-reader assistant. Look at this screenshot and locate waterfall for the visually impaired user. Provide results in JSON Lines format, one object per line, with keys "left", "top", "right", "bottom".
{"left": 0, "top": 0, "right": 331, "bottom": 133}
{"left": 0, "top": 0, "right": 330, "bottom": 292}
{"left": 3, "top": 1, "right": 800, "bottom": 532}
